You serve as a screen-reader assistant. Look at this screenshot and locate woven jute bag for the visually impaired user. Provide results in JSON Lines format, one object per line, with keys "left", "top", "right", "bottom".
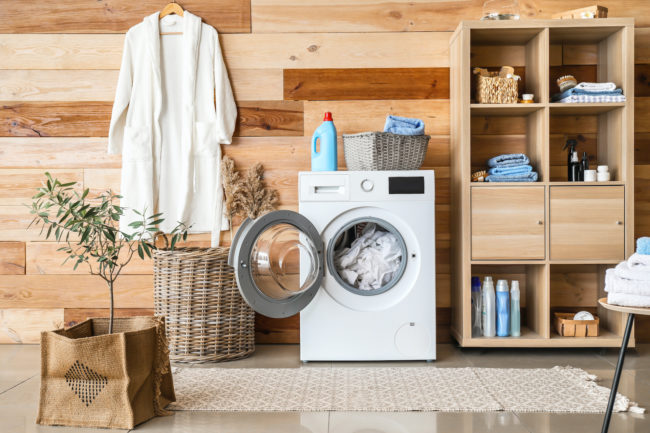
{"left": 37, "top": 316, "right": 175, "bottom": 429}
{"left": 154, "top": 244, "right": 255, "bottom": 363}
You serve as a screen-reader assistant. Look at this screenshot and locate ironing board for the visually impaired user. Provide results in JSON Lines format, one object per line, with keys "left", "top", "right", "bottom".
{"left": 598, "top": 298, "right": 650, "bottom": 433}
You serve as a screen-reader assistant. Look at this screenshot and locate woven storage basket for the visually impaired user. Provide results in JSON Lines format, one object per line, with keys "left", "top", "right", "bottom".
{"left": 154, "top": 243, "right": 255, "bottom": 363}
{"left": 476, "top": 74, "right": 519, "bottom": 104}
{"left": 342, "top": 132, "right": 430, "bottom": 171}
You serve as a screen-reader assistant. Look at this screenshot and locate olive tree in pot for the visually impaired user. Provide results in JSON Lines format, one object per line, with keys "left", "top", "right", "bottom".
{"left": 31, "top": 173, "right": 189, "bottom": 430}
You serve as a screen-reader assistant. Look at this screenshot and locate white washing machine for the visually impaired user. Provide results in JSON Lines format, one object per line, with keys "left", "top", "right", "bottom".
{"left": 229, "top": 170, "right": 436, "bottom": 361}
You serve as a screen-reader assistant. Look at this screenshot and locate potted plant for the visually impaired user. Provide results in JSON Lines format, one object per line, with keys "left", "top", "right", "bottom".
{"left": 30, "top": 173, "right": 189, "bottom": 429}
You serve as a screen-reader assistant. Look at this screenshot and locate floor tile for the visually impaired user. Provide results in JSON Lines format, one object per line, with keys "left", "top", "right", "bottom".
{"left": 514, "top": 412, "right": 650, "bottom": 433}
{"left": 460, "top": 347, "right": 613, "bottom": 370}
{"left": 136, "top": 412, "right": 329, "bottom": 433}
{"left": 0, "top": 345, "right": 40, "bottom": 393}
{"left": 329, "top": 411, "right": 531, "bottom": 433}
{"left": 177, "top": 345, "right": 330, "bottom": 369}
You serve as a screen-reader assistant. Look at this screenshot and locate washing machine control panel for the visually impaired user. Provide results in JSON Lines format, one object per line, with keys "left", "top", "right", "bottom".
{"left": 360, "top": 179, "right": 374, "bottom": 192}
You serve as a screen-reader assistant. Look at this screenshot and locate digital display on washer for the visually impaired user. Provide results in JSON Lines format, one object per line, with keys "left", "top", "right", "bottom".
{"left": 388, "top": 177, "right": 425, "bottom": 194}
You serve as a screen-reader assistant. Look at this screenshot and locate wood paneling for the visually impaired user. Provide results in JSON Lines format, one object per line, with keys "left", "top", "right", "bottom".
{"left": 0, "top": 102, "right": 112, "bottom": 137}
{"left": 0, "top": 308, "right": 64, "bottom": 344}
{"left": 636, "top": 64, "right": 650, "bottom": 97}
{"left": 251, "top": 0, "right": 650, "bottom": 33}
{"left": 236, "top": 101, "right": 304, "bottom": 136}
{"left": 284, "top": 68, "right": 449, "bottom": 101}
{"left": 0, "top": 242, "right": 25, "bottom": 275}
{"left": 0, "top": 0, "right": 251, "bottom": 34}
{"left": 0, "top": 137, "right": 119, "bottom": 169}
{"left": 0, "top": 169, "right": 82, "bottom": 205}
{"left": 0, "top": 275, "right": 153, "bottom": 308}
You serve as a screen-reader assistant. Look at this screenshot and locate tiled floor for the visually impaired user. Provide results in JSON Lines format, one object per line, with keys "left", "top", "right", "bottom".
{"left": 1, "top": 344, "right": 648, "bottom": 432}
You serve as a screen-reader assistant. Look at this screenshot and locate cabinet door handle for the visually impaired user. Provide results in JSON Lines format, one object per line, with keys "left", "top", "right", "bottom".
{"left": 537, "top": 220, "right": 543, "bottom": 225}
{"left": 616, "top": 221, "right": 623, "bottom": 225}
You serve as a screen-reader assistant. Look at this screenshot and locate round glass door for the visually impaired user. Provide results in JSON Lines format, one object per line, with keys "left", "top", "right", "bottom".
{"left": 229, "top": 210, "right": 324, "bottom": 318}
{"left": 250, "top": 223, "right": 320, "bottom": 301}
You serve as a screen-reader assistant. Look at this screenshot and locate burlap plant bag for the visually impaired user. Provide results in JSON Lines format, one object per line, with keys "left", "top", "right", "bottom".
{"left": 37, "top": 316, "right": 175, "bottom": 429}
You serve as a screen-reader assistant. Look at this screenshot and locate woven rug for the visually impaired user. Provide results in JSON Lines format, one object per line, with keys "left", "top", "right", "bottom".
{"left": 169, "top": 366, "right": 644, "bottom": 413}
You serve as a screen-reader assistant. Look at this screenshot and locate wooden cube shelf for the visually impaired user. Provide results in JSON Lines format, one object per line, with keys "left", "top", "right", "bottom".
{"left": 450, "top": 19, "right": 634, "bottom": 348}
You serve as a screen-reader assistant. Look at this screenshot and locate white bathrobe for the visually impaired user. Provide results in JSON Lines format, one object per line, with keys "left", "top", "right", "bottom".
{"left": 108, "top": 11, "right": 237, "bottom": 246}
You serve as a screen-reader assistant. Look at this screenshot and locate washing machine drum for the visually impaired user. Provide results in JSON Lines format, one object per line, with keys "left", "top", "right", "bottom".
{"left": 228, "top": 210, "right": 324, "bottom": 318}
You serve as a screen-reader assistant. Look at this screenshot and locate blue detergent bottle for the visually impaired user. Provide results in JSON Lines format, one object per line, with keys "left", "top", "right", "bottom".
{"left": 311, "top": 112, "right": 337, "bottom": 171}
{"left": 496, "top": 279, "right": 510, "bottom": 337}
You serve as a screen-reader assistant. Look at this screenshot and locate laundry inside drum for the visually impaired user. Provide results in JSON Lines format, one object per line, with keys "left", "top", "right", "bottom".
{"left": 250, "top": 223, "right": 319, "bottom": 301}
{"left": 331, "top": 221, "right": 405, "bottom": 294}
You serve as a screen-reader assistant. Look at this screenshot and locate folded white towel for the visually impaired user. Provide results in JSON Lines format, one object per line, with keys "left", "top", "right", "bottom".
{"left": 574, "top": 82, "right": 617, "bottom": 92}
{"left": 605, "top": 269, "right": 650, "bottom": 295}
{"left": 608, "top": 292, "right": 650, "bottom": 308}
{"left": 614, "top": 261, "right": 650, "bottom": 281}
{"left": 628, "top": 252, "right": 650, "bottom": 268}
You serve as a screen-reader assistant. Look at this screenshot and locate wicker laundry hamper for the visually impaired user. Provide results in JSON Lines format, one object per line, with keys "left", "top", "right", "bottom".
{"left": 153, "top": 239, "right": 255, "bottom": 363}
{"left": 342, "top": 132, "right": 430, "bottom": 171}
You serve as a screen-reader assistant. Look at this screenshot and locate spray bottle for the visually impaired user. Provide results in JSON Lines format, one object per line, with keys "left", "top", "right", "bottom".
{"left": 563, "top": 139, "right": 578, "bottom": 181}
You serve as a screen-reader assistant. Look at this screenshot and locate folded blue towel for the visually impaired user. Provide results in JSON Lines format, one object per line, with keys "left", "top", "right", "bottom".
{"left": 487, "top": 153, "right": 530, "bottom": 168}
{"left": 486, "top": 172, "right": 539, "bottom": 182}
{"left": 383, "top": 115, "right": 425, "bottom": 135}
{"left": 488, "top": 164, "right": 533, "bottom": 176}
{"left": 637, "top": 237, "right": 650, "bottom": 255}
{"left": 552, "top": 87, "right": 623, "bottom": 102}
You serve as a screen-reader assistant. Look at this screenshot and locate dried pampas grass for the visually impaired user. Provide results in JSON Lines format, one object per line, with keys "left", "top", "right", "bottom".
{"left": 221, "top": 157, "right": 278, "bottom": 226}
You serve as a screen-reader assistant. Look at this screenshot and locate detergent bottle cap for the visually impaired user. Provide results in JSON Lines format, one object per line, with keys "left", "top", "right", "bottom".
{"left": 471, "top": 276, "right": 481, "bottom": 292}
{"left": 323, "top": 112, "right": 333, "bottom": 121}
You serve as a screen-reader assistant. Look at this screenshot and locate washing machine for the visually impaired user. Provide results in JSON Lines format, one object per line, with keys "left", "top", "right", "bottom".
{"left": 228, "top": 170, "right": 436, "bottom": 361}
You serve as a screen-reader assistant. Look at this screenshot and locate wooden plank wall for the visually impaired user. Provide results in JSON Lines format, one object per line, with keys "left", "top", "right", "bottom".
{"left": 1, "top": 0, "right": 649, "bottom": 344}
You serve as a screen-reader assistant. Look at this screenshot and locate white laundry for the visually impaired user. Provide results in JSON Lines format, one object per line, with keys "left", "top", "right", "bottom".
{"left": 628, "top": 252, "right": 650, "bottom": 268}
{"left": 605, "top": 268, "right": 650, "bottom": 296}
{"left": 334, "top": 223, "right": 402, "bottom": 291}
{"left": 607, "top": 292, "right": 650, "bottom": 308}
{"left": 613, "top": 260, "right": 650, "bottom": 282}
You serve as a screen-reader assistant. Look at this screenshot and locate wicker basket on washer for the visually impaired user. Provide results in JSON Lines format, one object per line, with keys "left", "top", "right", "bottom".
{"left": 153, "top": 241, "right": 255, "bottom": 363}
{"left": 342, "top": 132, "right": 430, "bottom": 171}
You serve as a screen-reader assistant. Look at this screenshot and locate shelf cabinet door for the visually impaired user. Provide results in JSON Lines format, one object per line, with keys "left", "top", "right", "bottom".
{"left": 550, "top": 186, "right": 625, "bottom": 261}
{"left": 471, "top": 186, "right": 546, "bottom": 260}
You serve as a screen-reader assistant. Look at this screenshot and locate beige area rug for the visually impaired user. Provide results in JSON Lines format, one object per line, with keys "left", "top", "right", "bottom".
{"left": 169, "top": 366, "right": 645, "bottom": 413}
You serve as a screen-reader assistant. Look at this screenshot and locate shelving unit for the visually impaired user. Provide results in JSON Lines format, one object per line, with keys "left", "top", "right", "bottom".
{"left": 449, "top": 19, "right": 635, "bottom": 348}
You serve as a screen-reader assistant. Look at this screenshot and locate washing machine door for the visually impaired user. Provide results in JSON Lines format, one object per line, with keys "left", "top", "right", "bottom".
{"left": 228, "top": 210, "right": 324, "bottom": 318}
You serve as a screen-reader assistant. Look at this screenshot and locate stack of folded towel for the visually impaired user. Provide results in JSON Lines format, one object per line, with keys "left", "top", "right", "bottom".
{"left": 552, "top": 82, "right": 626, "bottom": 103}
{"left": 383, "top": 115, "right": 425, "bottom": 135}
{"left": 606, "top": 238, "right": 650, "bottom": 307}
{"left": 485, "top": 153, "right": 539, "bottom": 182}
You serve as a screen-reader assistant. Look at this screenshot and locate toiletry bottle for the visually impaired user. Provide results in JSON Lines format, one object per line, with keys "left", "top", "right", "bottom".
{"left": 496, "top": 279, "right": 510, "bottom": 337}
{"left": 311, "top": 112, "right": 337, "bottom": 171}
{"left": 510, "top": 280, "right": 521, "bottom": 337}
{"left": 563, "top": 139, "right": 578, "bottom": 181}
{"left": 580, "top": 152, "right": 589, "bottom": 181}
{"left": 482, "top": 276, "right": 496, "bottom": 337}
{"left": 570, "top": 151, "right": 580, "bottom": 182}
{"left": 471, "top": 276, "right": 483, "bottom": 337}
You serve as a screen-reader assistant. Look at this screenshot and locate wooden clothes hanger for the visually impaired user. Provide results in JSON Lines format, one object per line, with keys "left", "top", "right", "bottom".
{"left": 160, "top": 1, "right": 184, "bottom": 35}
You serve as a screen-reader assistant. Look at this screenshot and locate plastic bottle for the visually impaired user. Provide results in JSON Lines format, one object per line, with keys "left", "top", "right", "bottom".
{"left": 564, "top": 139, "right": 578, "bottom": 181}
{"left": 482, "top": 276, "right": 496, "bottom": 337}
{"left": 580, "top": 152, "right": 589, "bottom": 181}
{"left": 496, "top": 279, "right": 510, "bottom": 337}
{"left": 510, "top": 280, "right": 521, "bottom": 337}
{"left": 471, "top": 276, "right": 483, "bottom": 337}
{"left": 311, "top": 112, "right": 337, "bottom": 171}
{"left": 570, "top": 151, "right": 580, "bottom": 182}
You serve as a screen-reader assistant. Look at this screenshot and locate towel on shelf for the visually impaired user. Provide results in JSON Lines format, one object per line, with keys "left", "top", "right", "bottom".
{"left": 607, "top": 292, "right": 650, "bottom": 308}
{"left": 383, "top": 115, "right": 425, "bottom": 135}
{"left": 611, "top": 261, "right": 650, "bottom": 282}
{"left": 487, "top": 153, "right": 530, "bottom": 168}
{"left": 605, "top": 268, "right": 650, "bottom": 296}
{"left": 637, "top": 237, "right": 650, "bottom": 255}
{"left": 555, "top": 94, "right": 626, "bottom": 104}
{"left": 486, "top": 172, "right": 539, "bottom": 182}
{"left": 488, "top": 164, "right": 533, "bottom": 176}
{"left": 574, "top": 82, "right": 617, "bottom": 92}
{"left": 552, "top": 87, "right": 623, "bottom": 102}
{"left": 628, "top": 252, "right": 650, "bottom": 268}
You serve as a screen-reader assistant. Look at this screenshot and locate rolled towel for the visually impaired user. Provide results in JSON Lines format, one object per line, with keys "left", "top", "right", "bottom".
{"left": 606, "top": 268, "right": 650, "bottom": 295}
{"left": 488, "top": 164, "right": 533, "bottom": 176}
{"left": 383, "top": 115, "right": 425, "bottom": 135}
{"left": 486, "top": 172, "right": 538, "bottom": 182}
{"left": 637, "top": 237, "right": 650, "bottom": 255}
{"left": 487, "top": 153, "right": 529, "bottom": 168}
{"left": 608, "top": 292, "right": 650, "bottom": 308}
{"left": 613, "top": 261, "right": 650, "bottom": 281}
{"left": 628, "top": 252, "right": 650, "bottom": 268}
{"left": 574, "top": 82, "right": 617, "bottom": 92}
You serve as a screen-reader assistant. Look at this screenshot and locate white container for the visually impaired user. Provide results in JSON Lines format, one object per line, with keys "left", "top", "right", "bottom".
{"left": 597, "top": 171, "right": 611, "bottom": 182}
{"left": 522, "top": 93, "right": 534, "bottom": 101}
{"left": 482, "top": 276, "right": 496, "bottom": 337}
{"left": 584, "top": 169, "right": 597, "bottom": 182}
{"left": 597, "top": 165, "right": 609, "bottom": 173}
{"left": 510, "top": 281, "right": 521, "bottom": 337}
